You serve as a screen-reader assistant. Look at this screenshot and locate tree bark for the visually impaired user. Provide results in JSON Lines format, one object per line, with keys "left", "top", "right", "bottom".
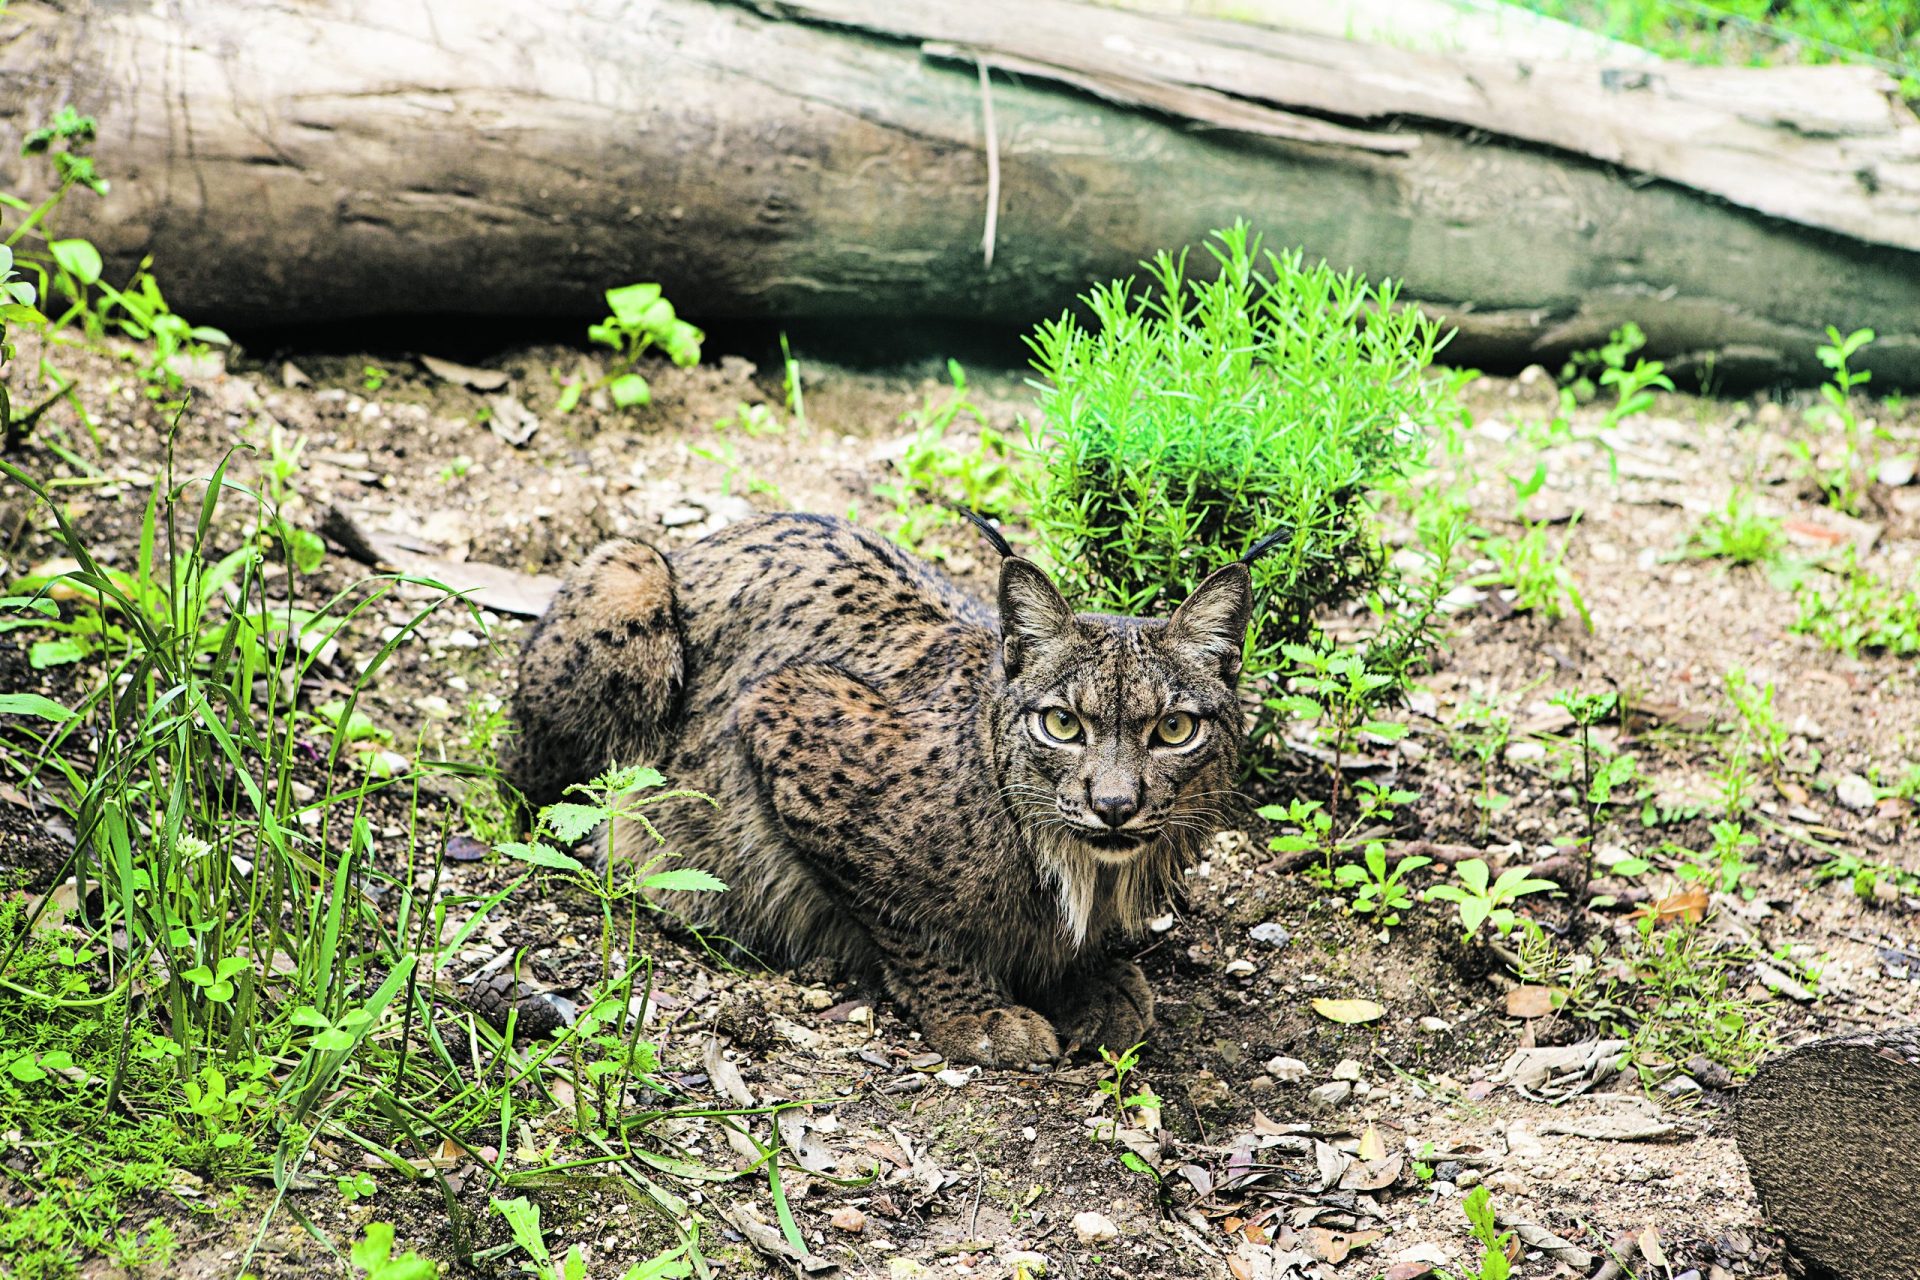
{"left": 1736, "top": 1026, "right": 1920, "bottom": 1280}
{"left": 2, "top": 0, "right": 1918, "bottom": 384}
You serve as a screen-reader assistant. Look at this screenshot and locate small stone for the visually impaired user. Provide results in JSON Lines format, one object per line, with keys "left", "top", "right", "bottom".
{"left": 1147, "top": 913, "right": 1176, "bottom": 934}
{"left": 1434, "top": 1161, "right": 1462, "bottom": 1182}
{"left": 1505, "top": 741, "right": 1546, "bottom": 764}
{"left": 1308, "top": 1080, "right": 1352, "bottom": 1110}
{"left": 444, "top": 628, "right": 482, "bottom": 649}
{"left": 413, "top": 695, "right": 453, "bottom": 718}
{"left": 1661, "top": 1074, "right": 1703, "bottom": 1098}
{"left": 1248, "top": 922, "right": 1292, "bottom": 947}
{"left": 1223, "top": 958, "right": 1257, "bottom": 977}
{"left": 1021, "top": 1126, "right": 1037, "bottom": 1141}
{"left": 1330, "top": 1058, "right": 1364, "bottom": 1082}
{"left": 1877, "top": 454, "right": 1917, "bottom": 487}
{"left": 1188, "top": 1070, "right": 1232, "bottom": 1110}
{"left": 1456, "top": 1168, "right": 1483, "bottom": 1188}
{"left": 1072, "top": 1212, "right": 1119, "bottom": 1244}
{"left": 800, "top": 988, "right": 833, "bottom": 1011}
{"left": 1265, "top": 1056, "right": 1308, "bottom": 1083}
{"left": 659, "top": 503, "right": 707, "bottom": 528}
{"left": 888, "top": 1261, "right": 929, "bottom": 1280}
{"left": 1419, "top": 1016, "right": 1453, "bottom": 1033}
{"left": 1835, "top": 773, "right": 1876, "bottom": 812}
{"left": 830, "top": 1207, "right": 867, "bottom": 1233}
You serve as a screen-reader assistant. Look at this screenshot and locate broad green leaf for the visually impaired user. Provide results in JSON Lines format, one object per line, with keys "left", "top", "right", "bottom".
{"left": 1455, "top": 858, "right": 1490, "bottom": 894}
{"left": 542, "top": 802, "right": 608, "bottom": 844}
{"left": 0, "top": 693, "right": 73, "bottom": 722}
{"left": 29, "top": 637, "right": 90, "bottom": 668}
{"left": 604, "top": 283, "right": 663, "bottom": 327}
{"left": 610, "top": 372, "right": 652, "bottom": 408}
{"left": 496, "top": 841, "right": 585, "bottom": 873}
{"left": 50, "top": 238, "right": 102, "bottom": 285}
{"left": 640, "top": 867, "right": 728, "bottom": 893}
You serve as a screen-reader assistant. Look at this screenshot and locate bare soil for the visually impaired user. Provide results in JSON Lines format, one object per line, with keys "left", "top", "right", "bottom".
{"left": 2, "top": 332, "right": 1917, "bottom": 1280}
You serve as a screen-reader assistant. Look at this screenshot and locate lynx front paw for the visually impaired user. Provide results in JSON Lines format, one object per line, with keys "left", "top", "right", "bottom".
{"left": 1053, "top": 960, "right": 1154, "bottom": 1055}
{"left": 926, "top": 1005, "right": 1062, "bottom": 1068}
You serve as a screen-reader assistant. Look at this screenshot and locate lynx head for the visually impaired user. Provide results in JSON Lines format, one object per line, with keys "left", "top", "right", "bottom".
{"left": 995, "top": 558, "right": 1251, "bottom": 884}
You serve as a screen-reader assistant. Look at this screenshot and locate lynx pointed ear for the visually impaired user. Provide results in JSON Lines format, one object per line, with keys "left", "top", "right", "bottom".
{"left": 998, "top": 559, "right": 1075, "bottom": 676}
{"left": 1167, "top": 563, "right": 1253, "bottom": 680}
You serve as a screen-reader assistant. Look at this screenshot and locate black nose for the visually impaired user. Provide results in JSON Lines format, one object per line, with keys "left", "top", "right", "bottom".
{"left": 1089, "top": 789, "right": 1140, "bottom": 829}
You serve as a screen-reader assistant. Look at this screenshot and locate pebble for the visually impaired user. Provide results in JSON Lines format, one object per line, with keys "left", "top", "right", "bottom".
{"left": 1419, "top": 1016, "right": 1453, "bottom": 1033}
{"left": 799, "top": 988, "right": 833, "bottom": 1011}
{"left": 1878, "top": 454, "right": 1917, "bottom": 487}
{"left": 1148, "top": 914, "right": 1176, "bottom": 934}
{"left": 1265, "top": 1056, "right": 1308, "bottom": 1083}
{"left": 1308, "top": 1081, "right": 1352, "bottom": 1109}
{"left": 1223, "top": 958, "right": 1257, "bottom": 977}
{"left": 830, "top": 1207, "right": 867, "bottom": 1233}
{"left": 1248, "top": 922, "right": 1292, "bottom": 947}
{"left": 1835, "top": 773, "right": 1877, "bottom": 812}
{"left": 1457, "top": 1168, "right": 1483, "bottom": 1189}
{"left": 659, "top": 503, "right": 707, "bottom": 528}
{"left": 444, "top": 628, "right": 482, "bottom": 649}
{"left": 1072, "top": 1212, "right": 1119, "bottom": 1244}
{"left": 1330, "top": 1058, "right": 1364, "bottom": 1082}
{"left": 1505, "top": 741, "right": 1546, "bottom": 764}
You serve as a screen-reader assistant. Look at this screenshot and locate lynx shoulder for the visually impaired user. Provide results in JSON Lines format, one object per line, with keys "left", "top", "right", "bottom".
{"left": 507, "top": 513, "right": 1250, "bottom": 1066}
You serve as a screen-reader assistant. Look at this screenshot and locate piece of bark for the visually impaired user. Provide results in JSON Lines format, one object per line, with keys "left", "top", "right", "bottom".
{"left": 1736, "top": 1027, "right": 1920, "bottom": 1280}
{"left": 318, "top": 506, "right": 559, "bottom": 618}
{"left": 2, "top": 0, "right": 1919, "bottom": 385}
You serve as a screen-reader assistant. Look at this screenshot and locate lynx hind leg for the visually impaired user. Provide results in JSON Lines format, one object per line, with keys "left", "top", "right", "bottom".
{"left": 506, "top": 539, "right": 684, "bottom": 811}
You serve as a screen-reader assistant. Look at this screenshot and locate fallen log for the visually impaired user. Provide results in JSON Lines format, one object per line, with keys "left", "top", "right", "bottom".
{"left": 1, "top": 0, "right": 1918, "bottom": 384}
{"left": 1736, "top": 1026, "right": 1920, "bottom": 1280}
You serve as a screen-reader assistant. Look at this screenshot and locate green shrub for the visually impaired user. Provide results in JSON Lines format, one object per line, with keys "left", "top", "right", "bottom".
{"left": 1019, "top": 223, "right": 1451, "bottom": 770}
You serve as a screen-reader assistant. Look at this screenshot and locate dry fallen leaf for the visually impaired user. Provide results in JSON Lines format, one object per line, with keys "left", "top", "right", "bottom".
{"left": 1358, "top": 1125, "right": 1387, "bottom": 1161}
{"left": 420, "top": 354, "right": 510, "bottom": 391}
{"left": 1638, "top": 1225, "right": 1667, "bottom": 1269}
{"left": 1338, "top": 1154, "right": 1404, "bottom": 1191}
{"left": 1505, "top": 986, "right": 1559, "bottom": 1019}
{"left": 1312, "top": 997, "right": 1385, "bottom": 1024}
{"left": 1305, "top": 1227, "right": 1383, "bottom": 1264}
{"left": 1637, "top": 885, "right": 1710, "bottom": 924}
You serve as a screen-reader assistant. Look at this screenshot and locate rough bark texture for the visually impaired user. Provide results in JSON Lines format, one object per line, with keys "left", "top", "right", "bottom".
{"left": 1736, "top": 1027, "right": 1920, "bottom": 1280}
{"left": 2, "top": 0, "right": 1919, "bottom": 383}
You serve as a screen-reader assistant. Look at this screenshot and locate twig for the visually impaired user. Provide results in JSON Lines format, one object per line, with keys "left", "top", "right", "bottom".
{"left": 977, "top": 59, "right": 1000, "bottom": 270}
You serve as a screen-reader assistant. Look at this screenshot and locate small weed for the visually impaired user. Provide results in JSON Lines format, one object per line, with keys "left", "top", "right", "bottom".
{"left": 1673, "top": 820, "right": 1761, "bottom": 898}
{"left": 349, "top": 1223, "right": 436, "bottom": 1280}
{"left": 1333, "top": 842, "right": 1432, "bottom": 928}
{"left": 1797, "top": 326, "right": 1875, "bottom": 513}
{"left": 1723, "top": 667, "right": 1791, "bottom": 781}
{"left": 1270, "top": 642, "right": 1406, "bottom": 836}
{"left": 1684, "top": 489, "right": 1784, "bottom": 565}
{"left": 360, "top": 364, "right": 389, "bottom": 392}
{"left": 1475, "top": 519, "right": 1590, "bottom": 629}
{"left": 1812, "top": 852, "right": 1920, "bottom": 903}
{"left": 1425, "top": 859, "right": 1558, "bottom": 944}
{"left": 1790, "top": 551, "right": 1920, "bottom": 656}
{"left": 587, "top": 282, "right": 703, "bottom": 410}
{"left": 1436, "top": 1185, "right": 1513, "bottom": 1280}
{"left": 875, "top": 360, "right": 1016, "bottom": 557}
{"left": 1561, "top": 322, "right": 1672, "bottom": 430}
{"left": 1624, "top": 913, "right": 1774, "bottom": 1081}
{"left": 1448, "top": 698, "right": 1514, "bottom": 838}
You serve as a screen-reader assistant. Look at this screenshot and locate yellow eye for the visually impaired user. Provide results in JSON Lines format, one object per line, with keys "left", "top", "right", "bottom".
{"left": 1037, "top": 708, "right": 1083, "bottom": 742}
{"left": 1155, "top": 712, "right": 1198, "bottom": 747}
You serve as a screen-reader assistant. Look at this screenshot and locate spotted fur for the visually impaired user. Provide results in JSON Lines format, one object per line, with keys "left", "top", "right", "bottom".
{"left": 507, "top": 514, "right": 1250, "bottom": 1066}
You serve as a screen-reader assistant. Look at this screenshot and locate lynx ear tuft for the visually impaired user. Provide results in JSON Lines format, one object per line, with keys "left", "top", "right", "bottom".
{"left": 998, "top": 559, "right": 1075, "bottom": 676}
{"left": 1167, "top": 563, "right": 1253, "bottom": 680}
